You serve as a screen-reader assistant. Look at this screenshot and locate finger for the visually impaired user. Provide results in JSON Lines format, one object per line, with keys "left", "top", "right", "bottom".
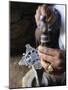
{"left": 35, "top": 6, "right": 41, "bottom": 26}
{"left": 39, "top": 50, "right": 63, "bottom": 71}
{"left": 40, "top": 5, "right": 49, "bottom": 16}
{"left": 39, "top": 51, "right": 54, "bottom": 64}
{"left": 38, "top": 45, "right": 60, "bottom": 57}
{"left": 40, "top": 5, "right": 46, "bottom": 16}
{"left": 39, "top": 51, "right": 62, "bottom": 68}
{"left": 40, "top": 58, "right": 49, "bottom": 70}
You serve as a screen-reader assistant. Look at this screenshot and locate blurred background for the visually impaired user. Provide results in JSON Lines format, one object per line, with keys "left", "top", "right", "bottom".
{"left": 9, "top": 1, "right": 41, "bottom": 88}
{"left": 10, "top": 1, "right": 41, "bottom": 56}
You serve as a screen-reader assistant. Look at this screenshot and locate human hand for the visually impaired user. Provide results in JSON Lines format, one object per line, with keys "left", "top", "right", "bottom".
{"left": 38, "top": 45, "right": 65, "bottom": 74}
{"left": 35, "top": 5, "right": 49, "bottom": 26}
{"left": 35, "top": 5, "right": 52, "bottom": 26}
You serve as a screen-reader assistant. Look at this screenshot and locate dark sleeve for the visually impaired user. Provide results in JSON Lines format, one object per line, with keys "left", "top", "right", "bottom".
{"left": 47, "top": 9, "right": 61, "bottom": 48}
{"left": 49, "top": 9, "right": 61, "bottom": 30}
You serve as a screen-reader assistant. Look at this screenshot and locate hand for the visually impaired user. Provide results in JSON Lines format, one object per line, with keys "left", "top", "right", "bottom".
{"left": 35, "top": 5, "right": 49, "bottom": 26}
{"left": 38, "top": 45, "right": 65, "bottom": 74}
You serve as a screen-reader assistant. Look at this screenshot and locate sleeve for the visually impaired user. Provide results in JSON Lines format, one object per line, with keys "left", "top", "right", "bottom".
{"left": 48, "top": 8, "right": 61, "bottom": 31}
{"left": 47, "top": 9, "right": 61, "bottom": 48}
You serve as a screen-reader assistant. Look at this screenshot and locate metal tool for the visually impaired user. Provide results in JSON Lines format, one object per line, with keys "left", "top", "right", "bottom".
{"left": 18, "top": 44, "right": 42, "bottom": 86}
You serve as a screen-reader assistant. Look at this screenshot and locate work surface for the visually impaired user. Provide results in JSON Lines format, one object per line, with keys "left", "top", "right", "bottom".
{"left": 9, "top": 56, "right": 29, "bottom": 89}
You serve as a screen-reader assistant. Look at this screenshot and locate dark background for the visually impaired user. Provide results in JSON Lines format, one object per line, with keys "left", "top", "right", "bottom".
{"left": 9, "top": 2, "right": 42, "bottom": 88}
{"left": 10, "top": 1, "right": 42, "bottom": 56}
